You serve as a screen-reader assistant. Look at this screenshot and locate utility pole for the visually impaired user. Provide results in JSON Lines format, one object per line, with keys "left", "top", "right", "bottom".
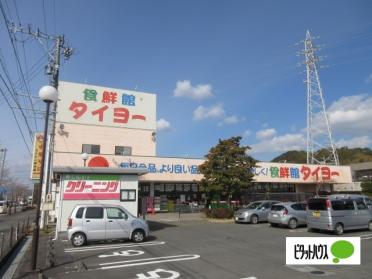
{"left": 9, "top": 24, "right": 72, "bottom": 270}
{"left": 0, "top": 148, "right": 7, "bottom": 184}
{"left": 302, "top": 30, "right": 339, "bottom": 165}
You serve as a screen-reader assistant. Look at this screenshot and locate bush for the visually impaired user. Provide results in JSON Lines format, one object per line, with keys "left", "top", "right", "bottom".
{"left": 204, "top": 208, "right": 234, "bottom": 219}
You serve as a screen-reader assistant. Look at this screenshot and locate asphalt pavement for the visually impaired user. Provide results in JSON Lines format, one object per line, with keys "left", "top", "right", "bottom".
{"left": 38, "top": 220, "right": 372, "bottom": 279}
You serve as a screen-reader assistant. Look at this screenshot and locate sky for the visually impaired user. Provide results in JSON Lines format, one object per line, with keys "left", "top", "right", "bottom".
{"left": 0, "top": 0, "right": 372, "bottom": 186}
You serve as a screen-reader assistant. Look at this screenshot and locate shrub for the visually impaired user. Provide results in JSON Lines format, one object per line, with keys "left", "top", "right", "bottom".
{"left": 204, "top": 208, "right": 234, "bottom": 219}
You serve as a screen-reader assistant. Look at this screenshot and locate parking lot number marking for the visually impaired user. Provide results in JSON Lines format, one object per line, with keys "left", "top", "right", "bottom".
{"left": 136, "top": 269, "right": 180, "bottom": 279}
{"left": 99, "top": 250, "right": 145, "bottom": 258}
{"left": 97, "top": 254, "right": 200, "bottom": 270}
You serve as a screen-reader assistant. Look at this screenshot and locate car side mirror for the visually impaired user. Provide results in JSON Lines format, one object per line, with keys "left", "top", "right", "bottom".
{"left": 124, "top": 213, "right": 128, "bottom": 220}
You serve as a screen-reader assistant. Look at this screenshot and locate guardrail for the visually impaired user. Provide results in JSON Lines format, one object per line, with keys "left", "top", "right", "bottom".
{"left": 0, "top": 216, "right": 31, "bottom": 262}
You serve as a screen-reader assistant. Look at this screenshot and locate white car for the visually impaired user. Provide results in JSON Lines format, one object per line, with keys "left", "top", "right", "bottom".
{"left": 67, "top": 204, "right": 150, "bottom": 247}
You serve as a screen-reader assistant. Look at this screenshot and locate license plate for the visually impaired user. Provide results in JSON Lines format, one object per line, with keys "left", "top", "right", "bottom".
{"left": 272, "top": 213, "right": 278, "bottom": 217}
{"left": 312, "top": 211, "right": 321, "bottom": 217}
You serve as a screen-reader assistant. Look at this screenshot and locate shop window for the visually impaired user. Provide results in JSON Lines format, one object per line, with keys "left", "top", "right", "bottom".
{"left": 120, "top": 190, "right": 136, "bottom": 201}
{"left": 155, "top": 184, "right": 164, "bottom": 192}
{"left": 82, "top": 144, "right": 100, "bottom": 154}
{"left": 176, "top": 184, "right": 183, "bottom": 191}
{"left": 165, "top": 184, "right": 174, "bottom": 192}
{"left": 192, "top": 184, "right": 198, "bottom": 192}
{"left": 183, "top": 184, "right": 191, "bottom": 192}
{"left": 115, "top": 146, "right": 132, "bottom": 156}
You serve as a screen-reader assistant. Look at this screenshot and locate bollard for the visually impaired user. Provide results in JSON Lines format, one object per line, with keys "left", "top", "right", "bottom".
{"left": 22, "top": 220, "right": 25, "bottom": 236}
{"left": 0, "top": 232, "right": 4, "bottom": 258}
{"left": 16, "top": 222, "right": 20, "bottom": 241}
{"left": 26, "top": 216, "right": 30, "bottom": 234}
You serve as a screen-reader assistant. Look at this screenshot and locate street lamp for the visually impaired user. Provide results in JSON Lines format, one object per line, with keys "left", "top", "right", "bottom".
{"left": 31, "top": 85, "right": 58, "bottom": 270}
{"left": 81, "top": 153, "right": 89, "bottom": 167}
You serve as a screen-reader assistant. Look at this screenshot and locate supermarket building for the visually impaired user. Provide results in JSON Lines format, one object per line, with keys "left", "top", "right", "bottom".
{"left": 52, "top": 81, "right": 353, "bottom": 232}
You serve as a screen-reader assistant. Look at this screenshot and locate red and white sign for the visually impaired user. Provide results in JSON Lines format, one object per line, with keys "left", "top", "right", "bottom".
{"left": 56, "top": 81, "right": 156, "bottom": 130}
{"left": 63, "top": 180, "right": 120, "bottom": 200}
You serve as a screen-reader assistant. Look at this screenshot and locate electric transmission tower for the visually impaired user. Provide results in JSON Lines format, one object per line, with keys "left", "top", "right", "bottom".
{"left": 303, "top": 30, "right": 339, "bottom": 165}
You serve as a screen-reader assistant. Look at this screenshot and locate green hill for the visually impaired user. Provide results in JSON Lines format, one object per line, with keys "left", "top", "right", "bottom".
{"left": 271, "top": 147, "right": 372, "bottom": 165}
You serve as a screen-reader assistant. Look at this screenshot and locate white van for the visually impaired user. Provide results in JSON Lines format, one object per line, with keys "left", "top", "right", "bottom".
{"left": 67, "top": 204, "right": 150, "bottom": 247}
{"left": 0, "top": 201, "right": 7, "bottom": 214}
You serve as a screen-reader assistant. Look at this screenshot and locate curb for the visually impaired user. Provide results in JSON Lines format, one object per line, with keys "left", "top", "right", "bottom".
{"left": 0, "top": 234, "right": 26, "bottom": 271}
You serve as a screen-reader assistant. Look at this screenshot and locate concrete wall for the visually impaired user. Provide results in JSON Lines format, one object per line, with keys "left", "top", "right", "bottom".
{"left": 54, "top": 122, "right": 156, "bottom": 163}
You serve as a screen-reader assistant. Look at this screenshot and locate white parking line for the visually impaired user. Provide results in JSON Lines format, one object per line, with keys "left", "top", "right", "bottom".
{"left": 96, "top": 254, "right": 200, "bottom": 270}
{"left": 64, "top": 241, "right": 165, "bottom": 253}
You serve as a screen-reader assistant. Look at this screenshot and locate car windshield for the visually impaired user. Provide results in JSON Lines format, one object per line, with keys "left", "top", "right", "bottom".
{"left": 246, "top": 202, "right": 261, "bottom": 209}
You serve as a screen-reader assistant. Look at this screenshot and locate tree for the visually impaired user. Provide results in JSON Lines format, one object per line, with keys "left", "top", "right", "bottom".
{"left": 361, "top": 181, "right": 372, "bottom": 196}
{"left": 199, "top": 136, "right": 256, "bottom": 205}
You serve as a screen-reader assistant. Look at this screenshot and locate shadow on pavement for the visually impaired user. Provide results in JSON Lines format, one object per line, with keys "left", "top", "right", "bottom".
{"left": 147, "top": 220, "right": 178, "bottom": 232}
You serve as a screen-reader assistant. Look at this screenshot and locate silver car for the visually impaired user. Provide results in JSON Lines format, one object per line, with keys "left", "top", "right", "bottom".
{"left": 307, "top": 196, "right": 372, "bottom": 235}
{"left": 67, "top": 204, "right": 150, "bottom": 247}
{"left": 234, "top": 200, "right": 280, "bottom": 224}
{"left": 268, "top": 202, "right": 307, "bottom": 229}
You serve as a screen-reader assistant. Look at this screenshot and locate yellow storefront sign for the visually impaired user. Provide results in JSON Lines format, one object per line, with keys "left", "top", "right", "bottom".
{"left": 31, "top": 133, "right": 44, "bottom": 180}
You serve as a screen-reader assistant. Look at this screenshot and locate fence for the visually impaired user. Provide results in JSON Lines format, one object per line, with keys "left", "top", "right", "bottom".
{"left": 0, "top": 216, "right": 31, "bottom": 262}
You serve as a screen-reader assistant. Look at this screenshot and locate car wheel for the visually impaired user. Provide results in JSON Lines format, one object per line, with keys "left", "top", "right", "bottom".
{"left": 132, "top": 229, "right": 145, "bottom": 243}
{"left": 288, "top": 218, "right": 298, "bottom": 229}
{"left": 71, "top": 232, "right": 86, "bottom": 247}
{"left": 334, "top": 223, "right": 344, "bottom": 235}
{"left": 368, "top": 221, "right": 372, "bottom": 231}
{"left": 270, "top": 223, "right": 278, "bottom": 227}
{"left": 250, "top": 215, "right": 258, "bottom": 224}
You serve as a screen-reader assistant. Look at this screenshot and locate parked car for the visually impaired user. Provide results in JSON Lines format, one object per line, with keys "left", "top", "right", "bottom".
{"left": 268, "top": 202, "right": 307, "bottom": 229}
{"left": 329, "top": 194, "right": 372, "bottom": 210}
{"left": 0, "top": 200, "right": 7, "bottom": 214}
{"left": 307, "top": 196, "right": 372, "bottom": 235}
{"left": 234, "top": 200, "right": 280, "bottom": 224}
{"left": 67, "top": 204, "right": 150, "bottom": 247}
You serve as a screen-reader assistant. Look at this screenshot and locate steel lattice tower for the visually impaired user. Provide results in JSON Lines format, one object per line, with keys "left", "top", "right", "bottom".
{"left": 303, "top": 31, "right": 339, "bottom": 165}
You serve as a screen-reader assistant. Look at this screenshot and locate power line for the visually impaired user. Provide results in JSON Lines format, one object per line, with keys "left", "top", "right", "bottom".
{"left": 0, "top": 1, "right": 38, "bottom": 133}
{"left": 0, "top": 87, "right": 31, "bottom": 155}
{"left": 0, "top": 56, "right": 34, "bottom": 143}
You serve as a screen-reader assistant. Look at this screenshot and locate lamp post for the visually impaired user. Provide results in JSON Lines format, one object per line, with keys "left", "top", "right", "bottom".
{"left": 31, "top": 85, "right": 58, "bottom": 270}
{"left": 81, "top": 153, "right": 89, "bottom": 167}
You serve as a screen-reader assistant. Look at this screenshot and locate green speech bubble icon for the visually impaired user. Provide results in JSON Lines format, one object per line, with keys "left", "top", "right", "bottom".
{"left": 331, "top": 240, "right": 354, "bottom": 263}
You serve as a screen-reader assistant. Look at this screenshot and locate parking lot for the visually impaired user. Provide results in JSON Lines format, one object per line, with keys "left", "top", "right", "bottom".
{"left": 44, "top": 220, "right": 372, "bottom": 279}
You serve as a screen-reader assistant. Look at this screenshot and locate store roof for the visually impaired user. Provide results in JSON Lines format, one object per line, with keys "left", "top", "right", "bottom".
{"left": 53, "top": 166, "right": 148, "bottom": 175}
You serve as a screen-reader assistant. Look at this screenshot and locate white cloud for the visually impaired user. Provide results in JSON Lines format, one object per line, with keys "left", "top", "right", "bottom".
{"left": 217, "top": 115, "right": 239, "bottom": 126}
{"left": 242, "top": 130, "right": 251, "bottom": 138}
{"left": 256, "top": 128, "right": 277, "bottom": 140}
{"left": 193, "top": 104, "right": 225, "bottom": 121}
{"left": 173, "top": 80, "right": 213, "bottom": 100}
{"left": 365, "top": 73, "right": 372, "bottom": 84}
{"left": 156, "top": 118, "right": 171, "bottom": 131}
{"left": 336, "top": 136, "right": 372, "bottom": 148}
{"left": 326, "top": 94, "right": 372, "bottom": 136}
{"left": 251, "top": 133, "right": 306, "bottom": 154}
